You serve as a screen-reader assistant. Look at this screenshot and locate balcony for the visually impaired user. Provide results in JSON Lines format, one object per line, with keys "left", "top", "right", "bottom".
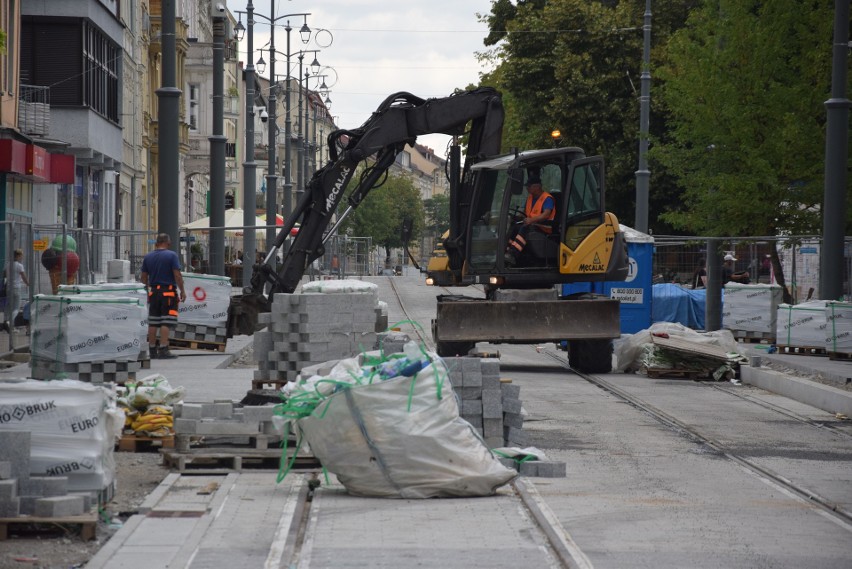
{"left": 19, "top": 85, "right": 50, "bottom": 137}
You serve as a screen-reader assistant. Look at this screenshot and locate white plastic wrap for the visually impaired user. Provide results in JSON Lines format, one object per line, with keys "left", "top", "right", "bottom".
{"left": 613, "top": 322, "right": 741, "bottom": 373}
{"left": 293, "top": 350, "right": 517, "bottom": 498}
{"left": 31, "top": 295, "right": 146, "bottom": 363}
{"left": 58, "top": 282, "right": 148, "bottom": 305}
{"left": 178, "top": 273, "right": 232, "bottom": 326}
{"left": 0, "top": 379, "right": 121, "bottom": 492}
{"left": 300, "top": 279, "right": 379, "bottom": 294}
{"left": 825, "top": 301, "right": 852, "bottom": 354}
{"left": 776, "top": 301, "right": 828, "bottom": 347}
{"left": 722, "top": 283, "right": 783, "bottom": 334}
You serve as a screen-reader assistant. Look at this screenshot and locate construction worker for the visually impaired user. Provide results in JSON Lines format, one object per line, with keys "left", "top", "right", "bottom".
{"left": 505, "top": 176, "right": 555, "bottom": 266}
{"left": 140, "top": 233, "right": 187, "bottom": 359}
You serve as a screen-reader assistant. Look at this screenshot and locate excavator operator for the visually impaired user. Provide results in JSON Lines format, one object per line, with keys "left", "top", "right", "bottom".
{"left": 505, "top": 175, "right": 555, "bottom": 266}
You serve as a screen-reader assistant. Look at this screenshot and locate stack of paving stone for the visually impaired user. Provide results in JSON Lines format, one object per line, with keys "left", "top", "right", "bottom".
{"left": 173, "top": 400, "right": 280, "bottom": 442}
{"left": 31, "top": 357, "right": 143, "bottom": 384}
{"left": 0, "top": 431, "right": 95, "bottom": 518}
{"left": 173, "top": 322, "right": 228, "bottom": 344}
{"left": 437, "top": 356, "right": 527, "bottom": 449}
{"left": 253, "top": 286, "right": 382, "bottom": 384}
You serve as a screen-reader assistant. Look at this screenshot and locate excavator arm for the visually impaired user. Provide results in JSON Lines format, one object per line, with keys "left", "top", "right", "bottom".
{"left": 249, "top": 88, "right": 504, "bottom": 297}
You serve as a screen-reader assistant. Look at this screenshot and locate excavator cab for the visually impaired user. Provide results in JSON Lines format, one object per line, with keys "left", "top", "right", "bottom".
{"left": 445, "top": 147, "right": 628, "bottom": 289}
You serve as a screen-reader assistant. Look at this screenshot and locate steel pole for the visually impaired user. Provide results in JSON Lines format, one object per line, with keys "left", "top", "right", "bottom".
{"left": 265, "top": 0, "right": 278, "bottom": 258}
{"left": 303, "top": 68, "right": 310, "bottom": 190}
{"left": 156, "top": 0, "right": 181, "bottom": 252}
{"left": 209, "top": 14, "right": 226, "bottom": 276}
{"left": 634, "top": 0, "right": 651, "bottom": 234}
{"left": 283, "top": 26, "right": 293, "bottom": 222}
{"left": 820, "top": 0, "right": 850, "bottom": 301}
{"left": 296, "top": 55, "right": 304, "bottom": 202}
{"left": 705, "top": 238, "right": 722, "bottom": 331}
{"left": 242, "top": 1, "right": 257, "bottom": 287}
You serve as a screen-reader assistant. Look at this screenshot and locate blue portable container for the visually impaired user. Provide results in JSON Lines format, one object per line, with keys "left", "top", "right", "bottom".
{"left": 562, "top": 226, "right": 654, "bottom": 334}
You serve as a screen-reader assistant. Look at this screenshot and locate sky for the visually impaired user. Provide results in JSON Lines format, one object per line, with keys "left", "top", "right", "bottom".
{"left": 228, "top": 0, "right": 498, "bottom": 159}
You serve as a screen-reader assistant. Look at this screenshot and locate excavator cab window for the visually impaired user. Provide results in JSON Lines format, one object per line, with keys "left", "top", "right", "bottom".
{"left": 469, "top": 169, "right": 509, "bottom": 270}
{"left": 563, "top": 157, "right": 605, "bottom": 251}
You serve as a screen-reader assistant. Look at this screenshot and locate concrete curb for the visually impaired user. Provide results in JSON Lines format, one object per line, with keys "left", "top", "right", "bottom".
{"left": 741, "top": 365, "right": 852, "bottom": 417}
{"left": 215, "top": 335, "right": 254, "bottom": 369}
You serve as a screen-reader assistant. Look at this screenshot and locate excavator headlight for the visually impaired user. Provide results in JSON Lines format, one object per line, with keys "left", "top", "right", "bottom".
{"left": 489, "top": 276, "right": 504, "bottom": 286}
{"left": 425, "top": 277, "right": 435, "bottom": 286}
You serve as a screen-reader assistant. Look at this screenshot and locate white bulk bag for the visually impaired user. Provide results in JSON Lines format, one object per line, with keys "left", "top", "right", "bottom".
{"left": 296, "top": 355, "right": 517, "bottom": 498}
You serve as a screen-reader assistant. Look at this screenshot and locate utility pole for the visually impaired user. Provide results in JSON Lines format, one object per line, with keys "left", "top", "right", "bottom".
{"left": 156, "top": 0, "right": 180, "bottom": 251}
{"left": 634, "top": 0, "right": 651, "bottom": 234}
{"left": 820, "top": 0, "right": 850, "bottom": 301}
{"left": 209, "top": 9, "right": 227, "bottom": 276}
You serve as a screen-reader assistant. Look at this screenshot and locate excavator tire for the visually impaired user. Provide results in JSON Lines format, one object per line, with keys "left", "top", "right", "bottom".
{"left": 569, "top": 339, "right": 613, "bottom": 374}
{"left": 436, "top": 341, "right": 476, "bottom": 358}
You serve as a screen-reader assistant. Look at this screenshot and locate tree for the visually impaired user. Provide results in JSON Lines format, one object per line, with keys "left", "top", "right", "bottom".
{"left": 337, "top": 171, "right": 425, "bottom": 265}
{"left": 423, "top": 194, "right": 450, "bottom": 236}
{"left": 654, "top": 0, "right": 845, "bottom": 300}
{"left": 477, "top": 0, "right": 696, "bottom": 233}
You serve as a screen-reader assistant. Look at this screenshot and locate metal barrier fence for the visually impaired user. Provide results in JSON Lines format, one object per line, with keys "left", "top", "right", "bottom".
{"left": 652, "top": 236, "right": 852, "bottom": 303}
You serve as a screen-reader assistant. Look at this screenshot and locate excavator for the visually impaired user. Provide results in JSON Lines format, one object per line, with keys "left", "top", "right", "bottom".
{"left": 230, "top": 87, "right": 628, "bottom": 373}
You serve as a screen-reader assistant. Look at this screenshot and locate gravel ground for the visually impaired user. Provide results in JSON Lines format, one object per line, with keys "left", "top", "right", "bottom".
{"left": 0, "top": 452, "right": 169, "bottom": 569}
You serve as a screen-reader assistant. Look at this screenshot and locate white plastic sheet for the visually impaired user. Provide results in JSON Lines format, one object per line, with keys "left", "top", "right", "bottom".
{"left": 722, "top": 283, "right": 783, "bottom": 334}
{"left": 293, "top": 350, "right": 517, "bottom": 498}
{"left": 776, "top": 301, "right": 828, "bottom": 347}
{"left": 613, "top": 322, "right": 741, "bottom": 373}
{"left": 825, "top": 301, "right": 852, "bottom": 354}
{"left": 31, "top": 295, "right": 146, "bottom": 363}
{"left": 0, "top": 379, "right": 121, "bottom": 492}
{"left": 178, "top": 273, "right": 231, "bottom": 326}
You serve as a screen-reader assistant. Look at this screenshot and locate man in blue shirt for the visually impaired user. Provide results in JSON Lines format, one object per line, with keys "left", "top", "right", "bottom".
{"left": 140, "top": 233, "right": 187, "bottom": 358}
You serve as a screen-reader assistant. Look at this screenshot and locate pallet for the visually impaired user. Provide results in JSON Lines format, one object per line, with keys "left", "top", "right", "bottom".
{"left": 0, "top": 513, "right": 98, "bottom": 541}
{"left": 730, "top": 330, "right": 775, "bottom": 344}
{"left": 776, "top": 345, "right": 828, "bottom": 356}
{"left": 174, "top": 433, "right": 282, "bottom": 452}
{"left": 828, "top": 351, "right": 852, "bottom": 361}
{"left": 645, "top": 367, "right": 704, "bottom": 380}
{"left": 169, "top": 338, "right": 226, "bottom": 352}
{"left": 161, "top": 448, "right": 319, "bottom": 474}
{"left": 117, "top": 433, "right": 175, "bottom": 452}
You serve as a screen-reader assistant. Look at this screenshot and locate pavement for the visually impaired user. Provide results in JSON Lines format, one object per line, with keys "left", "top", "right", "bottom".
{"left": 0, "top": 277, "right": 850, "bottom": 568}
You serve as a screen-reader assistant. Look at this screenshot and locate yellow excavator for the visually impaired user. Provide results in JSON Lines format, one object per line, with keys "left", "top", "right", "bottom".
{"left": 231, "top": 88, "right": 628, "bottom": 373}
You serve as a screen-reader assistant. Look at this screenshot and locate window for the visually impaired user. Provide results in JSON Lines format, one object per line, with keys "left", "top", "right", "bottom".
{"left": 188, "top": 83, "right": 199, "bottom": 130}
{"left": 83, "top": 21, "right": 120, "bottom": 122}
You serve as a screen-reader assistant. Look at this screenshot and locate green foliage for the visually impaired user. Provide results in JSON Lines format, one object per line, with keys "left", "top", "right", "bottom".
{"left": 478, "top": 0, "right": 695, "bottom": 232}
{"left": 655, "top": 0, "right": 840, "bottom": 236}
{"left": 423, "top": 194, "right": 450, "bottom": 236}
{"left": 337, "top": 171, "right": 425, "bottom": 251}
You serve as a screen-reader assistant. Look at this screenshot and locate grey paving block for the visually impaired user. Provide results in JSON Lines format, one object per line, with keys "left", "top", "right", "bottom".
{"left": 34, "top": 495, "right": 85, "bottom": 517}
{"left": 497, "top": 457, "right": 517, "bottom": 470}
{"left": 503, "top": 412, "right": 524, "bottom": 429}
{"left": 502, "top": 398, "right": 523, "bottom": 415}
{"left": 535, "top": 461, "right": 567, "bottom": 478}
{"left": 461, "top": 357, "right": 481, "bottom": 373}
{"left": 241, "top": 406, "right": 275, "bottom": 423}
{"left": 461, "top": 415, "right": 483, "bottom": 429}
{"left": 483, "top": 418, "right": 503, "bottom": 438}
{"left": 0, "top": 496, "right": 20, "bottom": 517}
{"left": 461, "top": 400, "right": 482, "bottom": 415}
{"left": 178, "top": 403, "right": 203, "bottom": 419}
{"left": 0, "top": 461, "right": 11, "bottom": 480}
{"left": 519, "top": 461, "right": 539, "bottom": 477}
{"left": 201, "top": 402, "right": 234, "bottom": 419}
{"left": 0, "top": 479, "right": 17, "bottom": 500}
{"left": 174, "top": 418, "right": 199, "bottom": 434}
{"left": 0, "top": 431, "right": 31, "bottom": 480}
{"left": 194, "top": 420, "right": 261, "bottom": 435}
{"left": 19, "top": 496, "right": 38, "bottom": 515}
{"left": 481, "top": 358, "right": 501, "bottom": 376}
{"left": 505, "top": 427, "right": 528, "bottom": 446}
{"left": 481, "top": 389, "right": 503, "bottom": 419}
{"left": 462, "top": 370, "right": 482, "bottom": 387}
{"left": 484, "top": 436, "right": 504, "bottom": 449}
{"left": 501, "top": 383, "right": 521, "bottom": 400}
{"left": 68, "top": 490, "right": 96, "bottom": 512}
{"left": 19, "top": 476, "right": 68, "bottom": 497}
{"left": 481, "top": 374, "right": 501, "bottom": 390}
{"left": 457, "top": 387, "right": 482, "bottom": 400}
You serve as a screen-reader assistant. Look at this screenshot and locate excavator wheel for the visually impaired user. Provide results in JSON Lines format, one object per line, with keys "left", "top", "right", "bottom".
{"left": 569, "top": 339, "right": 613, "bottom": 374}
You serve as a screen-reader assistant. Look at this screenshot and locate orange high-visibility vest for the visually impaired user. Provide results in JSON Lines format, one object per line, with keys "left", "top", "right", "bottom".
{"left": 525, "top": 191, "right": 555, "bottom": 234}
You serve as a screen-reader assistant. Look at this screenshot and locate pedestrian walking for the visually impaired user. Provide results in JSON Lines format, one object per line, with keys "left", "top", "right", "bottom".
{"left": 7, "top": 249, "right": 29, "bottom": 320}
{"left": 140, "top": 233, "right": 187, "bottom": 359}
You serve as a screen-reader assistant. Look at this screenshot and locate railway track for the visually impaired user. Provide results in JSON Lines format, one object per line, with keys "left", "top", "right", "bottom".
{"left": 540, "top": 349, "right": 852, "bottom": 531}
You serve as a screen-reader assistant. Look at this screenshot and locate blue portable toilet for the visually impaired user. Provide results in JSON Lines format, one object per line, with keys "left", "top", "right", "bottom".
{"left": 562, "top": 225, "right": 654, "bottom": 334}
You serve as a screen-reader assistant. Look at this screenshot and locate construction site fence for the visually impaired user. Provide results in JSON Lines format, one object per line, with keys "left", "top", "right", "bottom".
{"left": 651, "top": 235, "right": 852, "bottom": 303}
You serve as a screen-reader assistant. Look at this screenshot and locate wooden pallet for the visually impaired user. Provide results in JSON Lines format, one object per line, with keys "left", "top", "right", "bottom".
{"left": 117, "top": 433, "right": 175, "bottom": 452}
{"left": 161, "top": 448, "right": 319, "bottom": 474}
{"left": 645, "top": 367, "right": 704, "bottom": 380}
{"left": 174, "top": 433, "right": 283, "bottom": 452}
{"left": 730, "top": 330, "right": 775, "bottom": 344}
{"left": 170, "top": 338, "right": 226, "bottom": 352}
{"left": 828, "top": 351, "right": 852, "bottom": 361}
{"left": 777, "top": 345, "right": 828, "bottom": 356}
{"left": 0, "top": 513, "right": 98, "bottom": 541}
